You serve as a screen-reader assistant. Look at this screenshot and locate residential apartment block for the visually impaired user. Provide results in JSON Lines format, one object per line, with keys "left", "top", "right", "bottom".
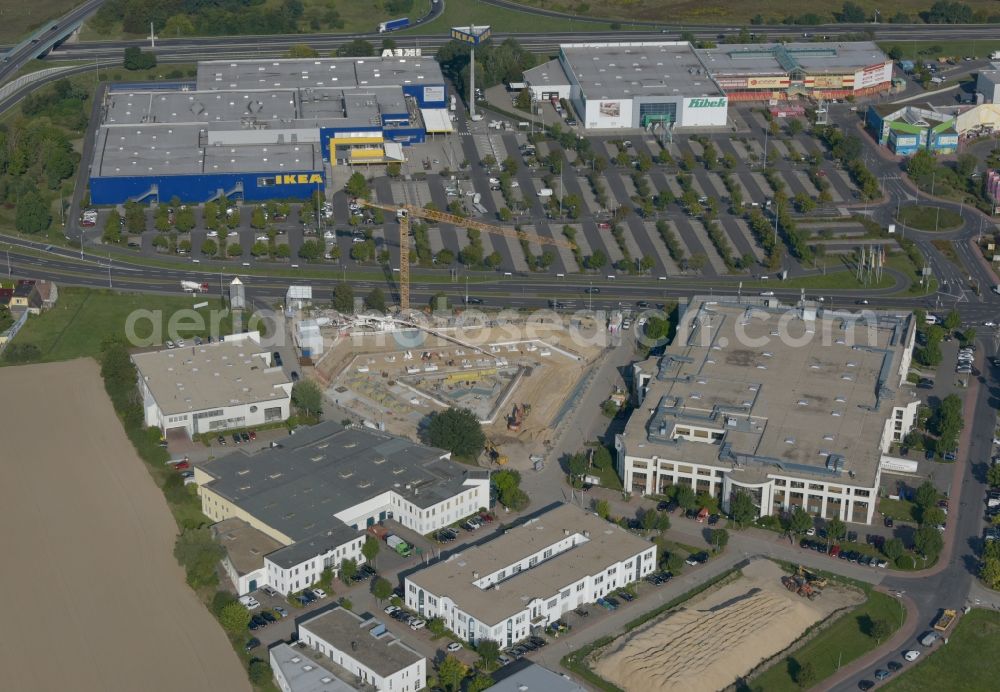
{"left": 405, "top": 504, "right": 656, "bottom": 647}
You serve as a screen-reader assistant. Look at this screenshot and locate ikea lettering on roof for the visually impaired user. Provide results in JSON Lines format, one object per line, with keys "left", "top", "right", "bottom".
{"left": 688, "top": 98, "right": 727, "bottom": 108}
{"left": 270, "top": 174, "right": 324, "bottom": 185}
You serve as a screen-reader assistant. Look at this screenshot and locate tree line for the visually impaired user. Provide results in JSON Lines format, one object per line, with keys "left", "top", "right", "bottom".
{"left": 3, "top": 78, "right": 87, "bottom": 235}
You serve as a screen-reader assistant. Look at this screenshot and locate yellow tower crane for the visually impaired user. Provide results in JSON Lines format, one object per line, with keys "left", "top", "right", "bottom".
{"left": 361, "top": 201, "right": 576, "bottom": 311}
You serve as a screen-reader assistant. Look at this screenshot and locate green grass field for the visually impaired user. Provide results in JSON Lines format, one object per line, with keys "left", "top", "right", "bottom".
{"left": 881, "top": 609, "right": 1000, "bottom": 691}
{"left": 7, "top": 287, "right": 230, "bottom": 363}
{"left": 417, "top": 0, "right": 616, "bottom": 34}
{"left": 751, "top": 590, "right": 905, "bottom": 691}
{"left": 0, "top": 2, "right": 82, "bottom": 44}
{"left": 507, "top": 0, "right": 1000, "bottom": 25}
{"left": 896, "top": 205, "right": 964, "bottom": 231}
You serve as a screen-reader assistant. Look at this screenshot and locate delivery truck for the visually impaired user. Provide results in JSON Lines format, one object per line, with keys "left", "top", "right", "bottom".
{"left": 385, "top": 534, "right": 412, "bottom": 557}
{"left": 379, "top": 17, "right": 409, "bottom": 32}
{"left": 537, "top": 188, "right": 554, "bottom": 198}
{"left": 181, "top": 280, "right": 210, "bottom": 293}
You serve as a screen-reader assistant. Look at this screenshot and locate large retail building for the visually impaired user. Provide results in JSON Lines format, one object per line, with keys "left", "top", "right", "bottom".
{"left": 616, "top": 296, "right": 919, "bottom": 526}
{"left": 89, "top": 55, "right": 449, "bottom": 204}
{"left": 524, "top": 41, "right": 891, "bottom": 130}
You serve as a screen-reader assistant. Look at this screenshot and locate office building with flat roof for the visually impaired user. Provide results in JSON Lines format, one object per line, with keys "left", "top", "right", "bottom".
{"left": 196, "top": 421, "right": 490, "bottom": 595}
{"left": 132, "top": 331, "right": 292, "bottom": 437}
{"left": 270, "top": 643, "right": 356, "bottom": 692}
{"left": 89, "top": 56, "right": 447, "bottom": 204}
{"left": 298, "top": 608, "right": 426, "bottom": 692}
{"left": 405, "top": 504, "right": 656, "bottom": 648}
{"left": 617, "top": 296, "right": 919, "bottom": 525}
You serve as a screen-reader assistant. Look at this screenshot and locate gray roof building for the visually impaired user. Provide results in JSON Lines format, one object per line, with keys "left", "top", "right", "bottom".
{"left": 270, "top": 643, "right": 357, "bottom": 692}
{"left": 487, "top": 662, "right": 587, "bottom": 692}
{"left": 197, "top": 57, "right": 445, "bottom": 92}
{"left": 622, "top": 296, "right": 918, "bottom": 488}
{"left": 199, "top": 421, "right": 477, "bottom": 540}
{"left": 559, "top": 41, "right": 723, "bottom": 100}
{"left": 695, "top": 41, "right": 890, "bottom": 77}
{"left": 132, "top": 339, "right": 291, "bottom": 417}
{"left": 299, "top": 608, "right": 423, "bottom": 679}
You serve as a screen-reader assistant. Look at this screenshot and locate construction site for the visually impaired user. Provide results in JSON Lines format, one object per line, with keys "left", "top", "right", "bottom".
{"left": 592, "top": 560, "right": 863, "bottom": 692}
{"left": 308, "top": 312, "right": 607, "bottom": 470}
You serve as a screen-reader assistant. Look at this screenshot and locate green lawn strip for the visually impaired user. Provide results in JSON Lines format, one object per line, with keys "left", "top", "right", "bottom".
{"left": 561, "top": 566, "right": 743, "bottom": 691}
{"left": 896, "top": 205, "right": 963, "bottom": 231}
{"left": 878, "top": 40, "right": 1000, "bottom": 62}
{"left": 6, "top": 287, "right": 229, "bottom": 363}
{"left": 880, "top": 609, "right": 1000, "bottom": 692}
{"left": 878, "top": 497, "right": 918, "bottom": 523}
{"left": 417, "top": 0, "right": 617, "bottom": 34}
{"left": 750, "top": 587, "right": 904, "bottom": 691}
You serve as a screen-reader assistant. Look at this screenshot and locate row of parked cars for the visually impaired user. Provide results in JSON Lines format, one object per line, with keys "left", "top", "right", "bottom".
{"left": 218, "top": 430, "right": 256, "bottom": 445}
{"left": 290, "top": 587, "right": 327, "bottom": 607}
{"left": 498, "top": 635, "right": 548, "bottom": 665}
{"left": 434, "top": 512, "right": 495, "bottom": 543}
{"left": 799, "top": 539, "right": 889, "bottom": 567}
{"left": 383, "top": 604, "right": 425, "bottom": 631}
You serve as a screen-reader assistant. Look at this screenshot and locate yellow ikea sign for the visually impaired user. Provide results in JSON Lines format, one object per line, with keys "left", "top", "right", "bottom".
{"left": 270, "top": 174, "right": 323, "bottom": 185}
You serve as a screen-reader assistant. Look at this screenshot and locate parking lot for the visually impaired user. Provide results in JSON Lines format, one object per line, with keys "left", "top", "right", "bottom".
{"left": 87, "top": 100, "right": 864, "bottom": 283}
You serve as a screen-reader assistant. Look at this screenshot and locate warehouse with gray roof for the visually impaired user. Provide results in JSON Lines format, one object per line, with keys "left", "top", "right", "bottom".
{"left": 194, "top": 420, "right": 490, "bottom": 595}
{"left": 89, "top": 56, "right": 448, "bottom": 204}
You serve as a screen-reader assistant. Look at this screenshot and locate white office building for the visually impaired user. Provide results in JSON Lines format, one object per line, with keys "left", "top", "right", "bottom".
{"left": 617, "top": 296, "right": 920, "bottom": 526}
{"left": 270, "top": 643, "right": 356, "bottom": 692}
{"left": 405, "top": 504, "right": 656, "bottom": 648}
{"left": 132, "top": 331, "right": 292, "bottom": 436}
{"left": 197, "top": 421, "right": 490, "bottom": 595}
{"left": 298, "top": 608, "right": 426, "bottom": 692}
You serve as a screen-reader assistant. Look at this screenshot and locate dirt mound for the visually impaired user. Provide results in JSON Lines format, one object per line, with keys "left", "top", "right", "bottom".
{"left": 594, "top": 560, "right": 862, "bottom": 692}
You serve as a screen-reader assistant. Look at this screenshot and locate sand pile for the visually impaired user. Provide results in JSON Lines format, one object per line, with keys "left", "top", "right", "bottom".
{"left": 594, "top": 560, "right": 861, "bottom": 692}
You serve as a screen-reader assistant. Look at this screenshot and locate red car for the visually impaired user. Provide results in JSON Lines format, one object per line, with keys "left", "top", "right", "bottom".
{"left": 175, "top": 461, "right": 191, "bottom": 471}
{"left": 479, "top": 511, "right": 494, "bottom": 523}
{"left": 248, "top": 430, "right": 257, "bottom": 441}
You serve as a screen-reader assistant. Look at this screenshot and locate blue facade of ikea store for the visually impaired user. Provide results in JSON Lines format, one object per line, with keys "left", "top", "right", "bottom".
{"left": 90, "top": 171, "right": 323, "bottom": 205}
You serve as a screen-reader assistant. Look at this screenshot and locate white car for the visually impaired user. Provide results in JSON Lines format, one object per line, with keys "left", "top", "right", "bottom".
{"left": 409, "top": 619, "right": 426, "bottom": 630}
{"left": 206, "top": 230, "right": 218, "bottom": 238}
{"left": 312, "top": 588, "right": 327, "bottom": 599}
{"left": 510, "top": 181, "right": 519, "bottom": 188}
{"left": 760, "top": 291, "right": 775, "bottom": 297}
{"left": 239, "top": 595, "right": 260, "bottom": 610}
{"left": 805, "top": 527, "right": 816, "bottom": 536}
{"left": 489, "top": 177, "right": 500, "bottom": 185}
{"left": 446, "top": 642, "right": 462, "bottom": 652}
{"left": 165, "top": 340, "right": 176, "bottom": 349}
{"left": 323, "top": 231, "right": 336, "bottom": 240}
{"left": 384, "top": 605, "right": 399, "bottom": 615}
{"left": 985, "top": 321, "right": 997, "bottom": 328}
{"left": 903, "top": 650, "right": 921, "bottom": 662}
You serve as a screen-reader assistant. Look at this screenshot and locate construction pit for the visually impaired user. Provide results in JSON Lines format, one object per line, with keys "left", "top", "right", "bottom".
{"left": 313, "top": 317, "right": 606, "bottom": 467}
{"left": 592, "top": 560, "right": 864, "bottom": 692}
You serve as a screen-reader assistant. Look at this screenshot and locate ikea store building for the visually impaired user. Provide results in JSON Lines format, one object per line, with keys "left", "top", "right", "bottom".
{"left": 89, "top": 56, "right": 449, "bottom": 204}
